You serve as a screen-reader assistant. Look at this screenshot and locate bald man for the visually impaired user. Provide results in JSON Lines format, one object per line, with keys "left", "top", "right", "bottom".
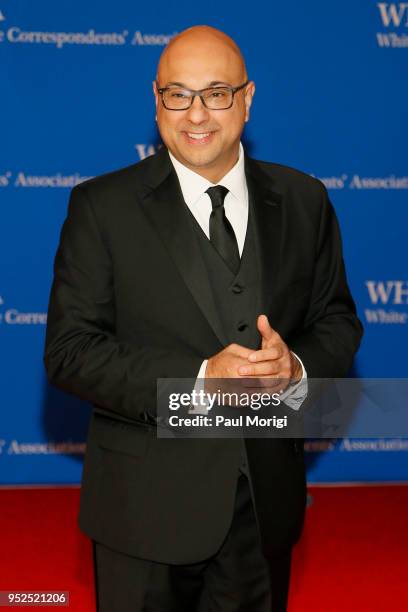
{"left": 45, "top": 25, "right": 362, "bottom": 612}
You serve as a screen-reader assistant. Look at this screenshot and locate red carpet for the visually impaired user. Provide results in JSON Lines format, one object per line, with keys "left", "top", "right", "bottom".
{"left": 0, "top": 487, "right": 94, "bottom": 610}
{"left": 0, "top": 485, "right": 407, "bottom": 611}
{"left": 289, "top": 484, "right": 408, "bottom": 611}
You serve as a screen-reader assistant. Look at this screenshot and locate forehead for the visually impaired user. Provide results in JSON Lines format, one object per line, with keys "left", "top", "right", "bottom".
{"left": 158, "top": 39, "right": 244, "bottom": 88}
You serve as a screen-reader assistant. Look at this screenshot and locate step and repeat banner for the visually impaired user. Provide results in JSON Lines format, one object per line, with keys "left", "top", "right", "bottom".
{"left": 1, "top": 1, "right": 407, "bottom": 484}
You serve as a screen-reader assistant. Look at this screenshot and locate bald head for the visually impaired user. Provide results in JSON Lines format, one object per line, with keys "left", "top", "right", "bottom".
{"left": 157, "top": 26, "right": 247, "bottom": 86}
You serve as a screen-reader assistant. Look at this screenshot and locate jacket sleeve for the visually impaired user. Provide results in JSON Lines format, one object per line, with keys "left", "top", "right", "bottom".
{"left": 43, "top": 185, "right": 203, "bottom": 422}
{"left": 287, "top": 185, "right": 363, "bottom": 379}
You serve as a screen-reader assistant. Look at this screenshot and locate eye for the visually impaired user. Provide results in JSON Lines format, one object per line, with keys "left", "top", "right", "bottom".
{"left": 168, "top": 89, "right": 190, "bottom": 99}
{"left": 208, "top": 88, "right": 229, "bottom": 98}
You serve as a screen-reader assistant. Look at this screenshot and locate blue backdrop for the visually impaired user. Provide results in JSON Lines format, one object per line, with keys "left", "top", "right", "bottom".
{"left": 1, "top": 0, "right": 407, "bottom": 484}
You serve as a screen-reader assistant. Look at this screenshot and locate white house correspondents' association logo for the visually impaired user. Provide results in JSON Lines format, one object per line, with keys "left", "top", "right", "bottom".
{"left": 365, "top": 281, "right": 408, "bottom": 324}
{"left": 135, "top": 143, "right": 165, "bottom": 160}
{"left": 0, "top": 295, "right": 47, "bottom": 325}
{"left": 0, "top": 170, "right": 91, "bottom": 188}
{"left": 312, "top": 173, "right": 408, "bottom": 191}
{"left": 0, "top": 8, "right": 177, "bottom": 48}
{"left": 376, "top": 3, "right": 408, "bottom": 47}
{"left": 0, "top": 439, "right": 85, "bottom": 455}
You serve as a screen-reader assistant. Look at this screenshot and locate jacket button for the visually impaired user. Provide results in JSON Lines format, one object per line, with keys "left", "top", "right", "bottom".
{"left": 231, "top": 283, "right": 243, "bottom": 294}
{"left": 237, "top": 322, "right": 248, "bottom": 332}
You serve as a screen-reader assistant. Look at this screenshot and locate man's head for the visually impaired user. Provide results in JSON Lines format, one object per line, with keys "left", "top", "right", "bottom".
{"left": 153, "top": 26, "right": 255, "bottom": 183}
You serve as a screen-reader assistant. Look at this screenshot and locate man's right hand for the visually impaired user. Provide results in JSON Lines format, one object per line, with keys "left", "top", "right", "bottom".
{"left": 206, "top": 343, "right": 253, "bottom": 379}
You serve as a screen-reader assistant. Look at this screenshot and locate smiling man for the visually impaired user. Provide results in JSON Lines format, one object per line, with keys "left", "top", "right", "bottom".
{"left": 45, "top": 25, "right": 362, "bottom": 612}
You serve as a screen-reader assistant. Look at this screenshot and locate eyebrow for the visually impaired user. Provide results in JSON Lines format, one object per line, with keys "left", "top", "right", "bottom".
{"left": 164, "top": 80, "right": 232, "bottom": 88}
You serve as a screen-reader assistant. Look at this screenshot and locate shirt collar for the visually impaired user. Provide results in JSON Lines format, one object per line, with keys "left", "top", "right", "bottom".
{"left": 168, "top": 142, "right": 247, "bottom": 206}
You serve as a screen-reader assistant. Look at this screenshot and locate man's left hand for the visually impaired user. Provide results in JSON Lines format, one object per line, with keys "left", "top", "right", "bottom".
{"left": 237, "top": 314, "right": 302, "bottom": 393}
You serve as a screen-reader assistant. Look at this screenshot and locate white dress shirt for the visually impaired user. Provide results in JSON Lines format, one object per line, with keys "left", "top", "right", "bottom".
{"left": 169, "top": 143, "right": 248, "bottom": 256}
{"left": 168, "top": 144, "right": 307, "bottom": 410}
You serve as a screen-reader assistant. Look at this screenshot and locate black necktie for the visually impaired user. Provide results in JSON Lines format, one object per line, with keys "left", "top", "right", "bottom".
{"left": 206, "top": 186, "right": 240, "bottom": 275}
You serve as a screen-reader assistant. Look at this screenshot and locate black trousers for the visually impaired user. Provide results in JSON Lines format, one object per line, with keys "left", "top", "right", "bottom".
{"left": 93, "top": 474, "right": 291, "bottom": 611}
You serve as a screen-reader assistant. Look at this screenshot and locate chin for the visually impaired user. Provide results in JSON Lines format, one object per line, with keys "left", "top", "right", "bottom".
{"left": 181, "top": 149, "right": 219, "bottom": 169}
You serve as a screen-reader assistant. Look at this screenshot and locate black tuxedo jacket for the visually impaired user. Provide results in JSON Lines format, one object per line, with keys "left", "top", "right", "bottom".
{"left": 44, "top": 147, "right": 362, "bottom": 564}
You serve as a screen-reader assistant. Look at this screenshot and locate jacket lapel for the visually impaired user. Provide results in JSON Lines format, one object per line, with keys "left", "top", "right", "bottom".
{"left": 244, "top": 156, "right": 283, "bottom": 324}
{"left": 138, "top": 148, "right": 283, "bottom": 344}
{"left": 139, "top": 149, "right": 228, "bottom": 346}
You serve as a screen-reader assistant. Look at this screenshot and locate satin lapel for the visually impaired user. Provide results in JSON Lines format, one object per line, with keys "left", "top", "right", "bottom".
{"left": 245, "top": 156, "right": 283, "bottom": 323}
{"left": 139, "top": 151, "right": 228, "bottom": 346}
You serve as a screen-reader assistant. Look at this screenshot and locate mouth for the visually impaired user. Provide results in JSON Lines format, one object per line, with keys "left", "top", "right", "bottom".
{"left": 182, "top": 131, "right": 215, "bottom": 145}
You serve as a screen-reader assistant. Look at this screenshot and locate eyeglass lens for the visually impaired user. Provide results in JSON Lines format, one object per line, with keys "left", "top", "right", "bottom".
{"left": 163, "top": 87, "right": 233, "bottom": 109}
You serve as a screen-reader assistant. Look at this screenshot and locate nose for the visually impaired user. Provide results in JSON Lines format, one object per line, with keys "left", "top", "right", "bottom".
{"left": 185, "top": 94, "right": 210, "bottom": 124}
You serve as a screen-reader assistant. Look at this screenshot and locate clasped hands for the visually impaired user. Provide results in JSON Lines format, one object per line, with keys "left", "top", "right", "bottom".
{"left": 205, "top": 314, "right": 302, "bottom": 395}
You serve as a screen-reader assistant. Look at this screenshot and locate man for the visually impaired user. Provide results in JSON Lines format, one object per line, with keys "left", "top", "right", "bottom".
{"left": 44, "top": 25, "right": 362, "bottom": 611}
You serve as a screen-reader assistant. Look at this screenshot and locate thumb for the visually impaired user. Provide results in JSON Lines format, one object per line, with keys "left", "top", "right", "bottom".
{"left": 257, "top": 314, "right": 275, "bottom": 340}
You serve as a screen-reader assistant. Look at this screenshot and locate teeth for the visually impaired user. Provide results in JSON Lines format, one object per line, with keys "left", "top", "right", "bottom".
{"left": 187, "top": 132, "right": 210, "bottom": 140}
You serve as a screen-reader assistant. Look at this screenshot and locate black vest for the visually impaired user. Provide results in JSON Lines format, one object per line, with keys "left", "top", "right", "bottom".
{"left": 186, "top": 201, "right": 261, "bottom": 476}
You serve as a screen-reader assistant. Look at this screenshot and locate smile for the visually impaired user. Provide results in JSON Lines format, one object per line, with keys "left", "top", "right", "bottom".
{"left": 183, "top": 132, "right": 215, "bottom": 145}
{"left": 188, "top": 132, "right": 210, "bottom": 139}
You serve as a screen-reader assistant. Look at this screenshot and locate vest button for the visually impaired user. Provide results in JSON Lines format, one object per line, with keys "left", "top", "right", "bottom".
{"left": 231, "top": 283, "right": 243, "bottom": 294}
{"left": 237, "top": 322, "right": 248, "bottom": 332}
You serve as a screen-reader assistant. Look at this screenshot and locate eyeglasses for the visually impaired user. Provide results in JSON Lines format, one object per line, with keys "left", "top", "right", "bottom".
{"left": 156, "top": 81, "right": 249, "bottom": 111}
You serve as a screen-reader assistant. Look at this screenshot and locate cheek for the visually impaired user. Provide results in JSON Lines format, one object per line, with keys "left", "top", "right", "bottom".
{"left": 157, "top": 115, "right": 179, "bottom": 141}
{"left": 220, "top": 115, "right": 244, "bottom": 139}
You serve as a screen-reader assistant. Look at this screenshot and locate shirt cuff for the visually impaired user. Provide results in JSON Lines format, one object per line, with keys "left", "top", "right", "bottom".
{"left": 278, "top": 352, "right": 308, "bottom": 411}
{"left": 188, "top": 360, "right": 209, "bottom": 414}
{"left": 197, "top": 359, "right": 208, "bottom": 380}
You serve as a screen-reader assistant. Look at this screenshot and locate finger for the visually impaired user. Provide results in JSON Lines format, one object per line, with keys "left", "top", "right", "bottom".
{"left": 248, "top": 347, "right": 284, "bottom": 362}
{"left": 228, "top": 343, "right": 254, "bottom": 360}
{"left": 257, "top": 314, "right": 279, "bottom": 342}
{"left": 238, "top": 361, "right": 281, "bottom": 377}
{"left": 239, "top": 374, "right": 284, "bottom": 386}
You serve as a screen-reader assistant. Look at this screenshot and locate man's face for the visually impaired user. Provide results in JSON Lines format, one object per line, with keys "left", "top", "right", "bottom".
{"left": 154, "top": 36, "right": 255, "bottom": 182}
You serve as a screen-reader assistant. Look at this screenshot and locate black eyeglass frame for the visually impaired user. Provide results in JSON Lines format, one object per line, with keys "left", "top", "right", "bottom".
{"left": 155, "top": 80, "right": 249, "bottom": 111}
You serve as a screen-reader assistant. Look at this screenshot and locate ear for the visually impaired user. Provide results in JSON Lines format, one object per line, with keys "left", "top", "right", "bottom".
{"left": 244, "top": 81, "right": 255, "bottom": 122}
{"left": 153, "top": 80, "right": 159, "bottom": 109}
